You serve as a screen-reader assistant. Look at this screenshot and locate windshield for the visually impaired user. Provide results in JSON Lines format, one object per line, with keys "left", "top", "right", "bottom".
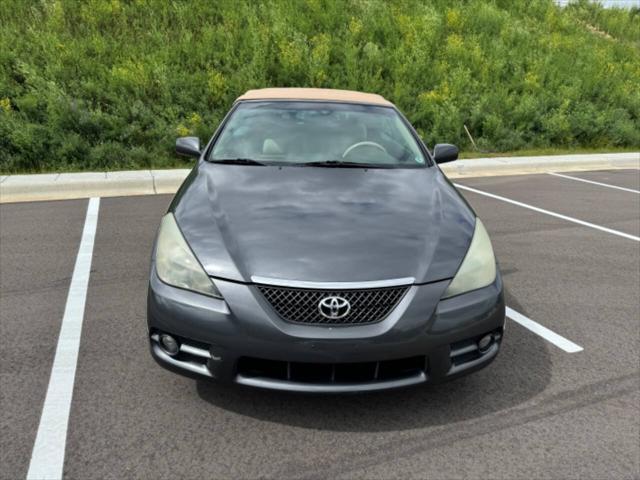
{"left": 209, "top": 101, "right": 427, "bottom": 168}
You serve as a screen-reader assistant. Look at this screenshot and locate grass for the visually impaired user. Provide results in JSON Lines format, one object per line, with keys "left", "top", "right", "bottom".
{"left": 1, "top": 0, "right": 639, "bottom": 173}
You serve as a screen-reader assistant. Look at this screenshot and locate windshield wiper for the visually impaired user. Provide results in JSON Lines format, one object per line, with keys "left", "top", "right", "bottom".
{"left": 302, "top": 160, "right": 388, "bottom": 168}
{"left": 210, "top": 158, "right": 267, "bottom": 166}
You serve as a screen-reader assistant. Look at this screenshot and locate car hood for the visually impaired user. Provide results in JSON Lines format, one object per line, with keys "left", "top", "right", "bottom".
{"left": 172, "top": 162, "right": 475, "bottom": 284}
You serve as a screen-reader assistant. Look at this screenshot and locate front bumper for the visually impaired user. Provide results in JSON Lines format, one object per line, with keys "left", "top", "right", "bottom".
{"left": 147, "top": 269, "right": 505, "bottom": 393}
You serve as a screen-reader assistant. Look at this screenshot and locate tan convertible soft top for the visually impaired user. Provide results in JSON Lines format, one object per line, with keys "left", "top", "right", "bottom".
{"left": 236, "top": 88, "right": 393, "bottom": 107}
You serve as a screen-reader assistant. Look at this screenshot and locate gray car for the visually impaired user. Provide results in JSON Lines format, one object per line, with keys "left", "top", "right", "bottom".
{"left": 147, "top": 88, "right": 505, "bottom": 393}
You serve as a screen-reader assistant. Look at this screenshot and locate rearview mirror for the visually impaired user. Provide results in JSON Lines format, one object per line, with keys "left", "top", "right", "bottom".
{"left": 176, "top": 137, "right": 201, "bottom": 158}
{"left": 433, "top": 143, "right": 458, "bottom": 164}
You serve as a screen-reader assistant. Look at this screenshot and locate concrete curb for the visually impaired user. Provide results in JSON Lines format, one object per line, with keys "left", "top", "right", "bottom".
{"left": 1, "top": 152, "right": 638, "bottom": 203}
{"left": 0, "top": 169, "right": 190, "bottom": 203}
{"left": 444, "top": 152, "right": 640, "bottom": 178}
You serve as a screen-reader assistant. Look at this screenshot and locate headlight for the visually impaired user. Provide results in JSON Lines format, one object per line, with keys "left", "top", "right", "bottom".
{"left": 155, "top": 213, "right": 223, "bottom": 298}
{"left": 442, "top": 218, "right": 496, "bottom": 299}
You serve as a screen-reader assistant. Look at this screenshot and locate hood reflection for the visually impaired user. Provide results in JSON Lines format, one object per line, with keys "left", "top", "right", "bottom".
{"left": 173, "top": 163, "right": 475, "bottom": 284}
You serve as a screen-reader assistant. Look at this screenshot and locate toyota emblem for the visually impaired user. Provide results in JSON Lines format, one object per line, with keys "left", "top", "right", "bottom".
{"left": 318, "top": 296, "right": 351, "bottom": 319}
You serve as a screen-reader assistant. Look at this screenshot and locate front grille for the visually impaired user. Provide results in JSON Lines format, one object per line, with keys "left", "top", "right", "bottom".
{"left": 237, "top": 356, "right": 426, "bottom": 384}
{"left": 257, "top": 284, "right": 409, "bottom": 325}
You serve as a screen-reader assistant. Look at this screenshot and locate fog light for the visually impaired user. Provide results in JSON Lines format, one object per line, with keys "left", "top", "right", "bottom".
{"left": 159, "top": 334, "right": 180, "bottom": 356}
{"left": 478, "top": 334, "right": 493, "bottom": 353}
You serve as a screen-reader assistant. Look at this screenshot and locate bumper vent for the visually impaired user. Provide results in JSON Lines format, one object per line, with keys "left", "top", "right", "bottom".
{"left": 257, "top": 284, "right": 409, "bottom": 325}
{"left": 238, "top": 356, "right": 426, "bottom": 384}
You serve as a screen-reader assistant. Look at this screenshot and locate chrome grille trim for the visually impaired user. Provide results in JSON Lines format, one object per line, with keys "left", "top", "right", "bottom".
{"left": 251, "top": 275, "right": 415, "bottom": 289}
{"left": 236, "top": 372, "right": 427, "bottom": 393}
{"left": 257, "top": 284, "right": 410, "bottom": 325}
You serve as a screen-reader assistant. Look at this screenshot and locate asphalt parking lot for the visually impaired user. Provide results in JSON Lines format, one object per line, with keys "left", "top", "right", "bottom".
{"left": 1, "top": 168, "right": 639, "bottom": 480}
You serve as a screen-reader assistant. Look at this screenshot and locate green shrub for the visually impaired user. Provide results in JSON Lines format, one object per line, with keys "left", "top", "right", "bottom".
{"left": 0, "top": 0, "right": 638, "bottom": 173}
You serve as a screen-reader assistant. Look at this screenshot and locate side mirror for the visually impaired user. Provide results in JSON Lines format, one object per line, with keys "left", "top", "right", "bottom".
{"left": 176, "top": 137, "right": 201, "bottom": 157}
{"left": 433, "top": 143, "right": 459, "bottom": 164}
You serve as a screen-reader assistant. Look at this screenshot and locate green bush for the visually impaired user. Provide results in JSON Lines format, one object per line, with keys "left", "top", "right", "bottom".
{"left": 0, "top": 0, "right": 638, "bottom": 173}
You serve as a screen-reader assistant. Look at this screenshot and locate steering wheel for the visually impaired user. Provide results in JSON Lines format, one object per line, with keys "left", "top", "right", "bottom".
{"left": 342, "top": 141, "right": 387, "bottom": 158}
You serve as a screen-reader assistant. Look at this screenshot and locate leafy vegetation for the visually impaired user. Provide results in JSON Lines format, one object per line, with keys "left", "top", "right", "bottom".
{"left": 565, "top": 0, "right": 640, "bottom": 44}
{"left": 1, "top": 0, "right": 638, "bottom": 173}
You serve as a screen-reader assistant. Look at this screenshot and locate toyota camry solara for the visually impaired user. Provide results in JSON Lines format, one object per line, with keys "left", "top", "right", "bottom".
{"left": 147, "top": 87, "right": 505, "bottom": 393}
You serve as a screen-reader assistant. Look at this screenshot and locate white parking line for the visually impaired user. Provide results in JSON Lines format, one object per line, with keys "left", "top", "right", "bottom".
{"left": 506, "top": 307, "right": 583, "bottom": 353}
{"left": 547, "top": 171, "right": 640, "bottom": 194}
{"left": 27, "top": 198, "right": 100, "bottom": 480}
{"left": 454, "top": 183, "right": 640, "bottom": 242}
